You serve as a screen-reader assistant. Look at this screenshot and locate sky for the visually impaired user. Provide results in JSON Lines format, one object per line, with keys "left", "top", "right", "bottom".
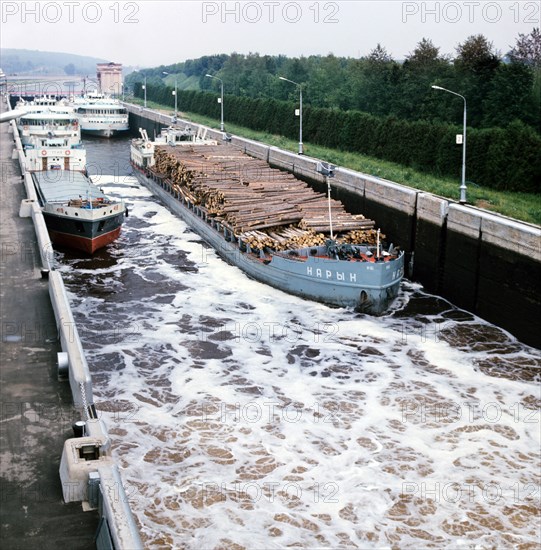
{"left": 1, "top": 1, "right": 539, "bottom": 67}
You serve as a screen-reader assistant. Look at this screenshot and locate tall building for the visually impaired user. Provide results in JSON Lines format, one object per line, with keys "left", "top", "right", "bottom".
{"left": 97, "top": 62, "right": 123, "bottom": 96}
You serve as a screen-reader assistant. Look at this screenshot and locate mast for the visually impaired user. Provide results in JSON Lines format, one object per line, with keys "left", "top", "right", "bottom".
{"left": 316, "top": 161, "right": 336, "bottom": 240}
{"left": 327, "top": 175, "right": 334, "bottom": 241}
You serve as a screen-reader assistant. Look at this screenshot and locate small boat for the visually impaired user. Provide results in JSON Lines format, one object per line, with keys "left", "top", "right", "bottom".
{"left": 130, "top": 127, "right": 404, "bottom": 313}
{"left": 32, "top": 170, "right": 126, "bottom": 254}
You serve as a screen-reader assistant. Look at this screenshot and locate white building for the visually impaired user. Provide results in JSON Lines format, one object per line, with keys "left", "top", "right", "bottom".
{"left": 97, "top": 62, "right": 123, "bottom": 96}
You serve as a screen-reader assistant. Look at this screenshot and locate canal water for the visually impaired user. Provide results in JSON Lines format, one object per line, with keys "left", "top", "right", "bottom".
{"left": 57, "top": 136, "right": 540, "bottom": 549}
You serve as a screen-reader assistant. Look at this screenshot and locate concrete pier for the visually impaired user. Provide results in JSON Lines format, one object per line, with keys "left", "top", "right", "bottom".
{"left": 0, "top": 104, "right": 99, "bottom": 548}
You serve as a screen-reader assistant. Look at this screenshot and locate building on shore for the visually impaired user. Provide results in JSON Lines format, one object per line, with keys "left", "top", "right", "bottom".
{"left": 97, "top": 62, "right": 123, "bottom": 96}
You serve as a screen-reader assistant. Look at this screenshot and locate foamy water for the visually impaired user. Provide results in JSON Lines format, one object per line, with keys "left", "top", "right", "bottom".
{"left": 58, "top": 175, "right": 540, "bottom": 549}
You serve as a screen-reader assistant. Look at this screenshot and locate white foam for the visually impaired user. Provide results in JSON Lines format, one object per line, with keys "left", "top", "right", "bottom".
{"left": 59, "top": 177, "right": 541, "bottom": 549}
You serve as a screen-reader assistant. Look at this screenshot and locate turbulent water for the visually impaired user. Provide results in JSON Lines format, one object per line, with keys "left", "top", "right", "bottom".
{"left": 57, "top": 137, "right": 541, "bottom": 549}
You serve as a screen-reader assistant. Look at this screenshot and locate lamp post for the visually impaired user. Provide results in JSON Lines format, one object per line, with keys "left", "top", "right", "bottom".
{"left": 205, "top": 74, "right": 224, "bottom": 131}
{"left": 163, "top": 72, "right": 178, "bottom": 120}
{"left": 279, "top": 76, "right": 303, "bottom": 155}
{"left": 142, "top": 76, "right": 146, "bottom": 108}
{"left": 432, "top": 85, "right": 467, "bottom": 204}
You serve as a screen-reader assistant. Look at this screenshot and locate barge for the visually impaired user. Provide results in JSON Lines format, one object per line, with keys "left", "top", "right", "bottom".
{"left": 131, "top": 127, "right": 404, "bottom": 313}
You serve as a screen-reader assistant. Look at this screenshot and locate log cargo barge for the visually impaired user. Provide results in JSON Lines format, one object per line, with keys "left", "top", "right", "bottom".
{"left": 131, "top": 127, "right": 404, "bottom": 313}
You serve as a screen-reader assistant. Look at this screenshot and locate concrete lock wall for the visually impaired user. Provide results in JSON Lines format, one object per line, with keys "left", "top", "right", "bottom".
{"left": 468, "top": 209, "right": 539, "bottom": 347}
{"left": 126, "top": 105, "right": 541, "bottom": 348}
{"left": 414, "top": 193, "right": 449, "bottom": 294}
{"left": 7, "top": 97, "right": 144, "bottom": 548}
{"left": 130, "top": 111, "right": 165, "bottom": 140}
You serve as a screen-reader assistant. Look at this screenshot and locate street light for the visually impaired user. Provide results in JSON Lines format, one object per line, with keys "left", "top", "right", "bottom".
{"left": 163, "top": 72, "right": 178, "bottom": 120}
{"left": 279, "top": 76, "right": 303, "bottom": 155}
{"left": 142, "top": 76, "right": 146, "bottom": 108}
{"left": 432, "top": 85, "right": 467, "bottom": 204}
{"left": 205, "top": 74, "right": 224, "bottom": 131}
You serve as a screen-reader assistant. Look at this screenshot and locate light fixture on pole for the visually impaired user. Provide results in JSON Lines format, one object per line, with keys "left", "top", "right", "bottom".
{"left": 142, "top": 76, "right": 147, "bottom": 108}
{"left": 432, "top": 85, "right": 467, "bottom": 204}
{"left": 205, "top": 74, "right": 224, "bottom": 132}
{"left": 163, "top": 71, "right": 178, "bottom": 120}
{"left": 279, "top": 76, "right": 303, "bottom": 155}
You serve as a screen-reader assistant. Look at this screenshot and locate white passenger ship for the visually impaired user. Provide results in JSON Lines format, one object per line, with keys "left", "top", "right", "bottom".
{"left": 16, "top": 98, "right": 85, "bottom": 172}
{"left": 73, "top": 92, "right": 129, "bottom": 137}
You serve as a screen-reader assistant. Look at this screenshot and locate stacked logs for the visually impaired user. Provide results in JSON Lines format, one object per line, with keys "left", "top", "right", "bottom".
{"left": 239, "top": 227, "right": 382, "bottom": 251}
{"left": 339, "top": 229, "right": 384, "bottom": 246}
{"left": 152, "top": 145, "right": 380, "bottom": 249}
{"left": 241, "top": 227, "right": 328, "bottom": 252}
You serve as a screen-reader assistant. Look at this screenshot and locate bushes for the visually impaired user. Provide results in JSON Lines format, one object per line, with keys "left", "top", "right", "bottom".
{"left": 486, "top": 121, "right": 541, "bottom": 193}
{"left": 136, "top": 86, "right": 540, "bottom": 193}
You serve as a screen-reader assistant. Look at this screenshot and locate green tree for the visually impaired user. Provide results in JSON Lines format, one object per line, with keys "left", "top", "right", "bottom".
{"left": 509, "top": 28, "right": 541, "bottom": 132}
{"left": 454, "top": 34, "right": 501, "bottom": 126}
{"left": 368, "top": 43, "right": 393, "bottom": 64}
{"left": 455, "top": 34, "right": 500, "bottom": 73}
{"left": 400, "top": 39, "right": 452, "bottom": 120}
{"left": 305, "top": 55, "right": 348, "bottom": 109}
{"left": 282, "top": 57, "right": 310, "bottom": 86}
{"left": 482, "top": 63, "right": 537, "bottom": 129}
{"left": 509, "top": 27, "right": 541, "bottom": 67}
{"left": 361, "top": 46, "right": 400, "bottom": 116}
{"left": 217, "top": 52, "right": 246, "bottom": 96}
{"left": 404, "top": 38, "right": 447, "bottom": 68}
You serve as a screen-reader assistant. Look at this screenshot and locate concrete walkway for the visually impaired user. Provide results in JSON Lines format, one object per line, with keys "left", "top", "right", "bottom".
{"left": 0, "top": 103, "right": 99, "bottom": 548}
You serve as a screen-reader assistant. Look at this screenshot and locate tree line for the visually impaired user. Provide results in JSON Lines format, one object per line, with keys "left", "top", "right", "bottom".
{"left": 130, "top": 30, "right": 541, "bottom": 192}
{"left": 128, "top": 31, "right": 540, "bottom": 133}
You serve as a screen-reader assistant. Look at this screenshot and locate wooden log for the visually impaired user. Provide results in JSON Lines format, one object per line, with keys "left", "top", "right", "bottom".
{"left": 151, "top": 143, "right": 381, "bottom": 246}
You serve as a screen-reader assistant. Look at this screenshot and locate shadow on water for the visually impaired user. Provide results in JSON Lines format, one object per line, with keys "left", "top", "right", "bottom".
{"left": 56, "top": 242, "right": 122, "bottom": 270}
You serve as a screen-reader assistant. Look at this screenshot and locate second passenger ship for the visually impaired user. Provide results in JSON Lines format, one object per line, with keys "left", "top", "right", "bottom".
{"left": 73, "top": 92, "right": 129, "bottom": 137}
